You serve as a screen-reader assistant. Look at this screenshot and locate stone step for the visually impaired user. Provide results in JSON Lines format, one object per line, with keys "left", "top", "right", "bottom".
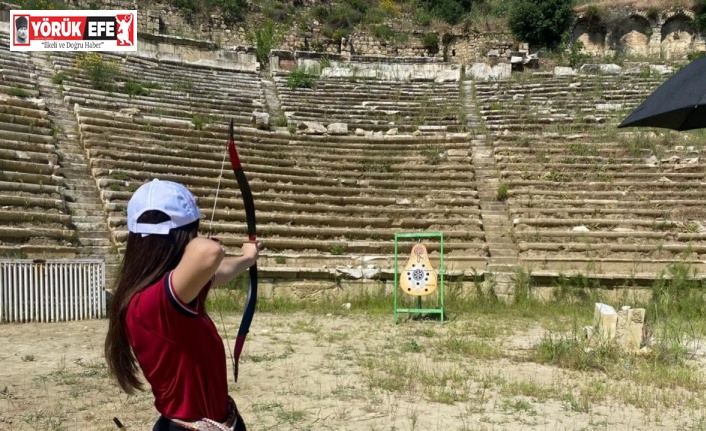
{"left": 72, "top": 221, "right": 110, "bottom": 231}
{"left": 60, "top": 164, "right": 90, "bottom": 173}
{"left": 67, "top": 202, "right": 105, "bottom": 209}
{"left": 70, "top": 210, "right": 107, "bottom": 218}
{"left": 58, "top": 152, "right": 87, "bottom": 161}
{"left": 481, "top": 204, "right": 507, "bottom": 212}
{"left": 76, "top": 231, "right": 112, "bottom": 239}
{"left": 66, "top": 189, "right": 102, "bottom": 197}
{"left": 64, "top": 189, "right": 100, "bottom": 200}
{"left": 484, "top": 233, "right": 512, "bottom": 241}
{"left": 475, "top": 172, "right": 499, "bottom": 178}
{"left": 488, "top": 245, "right": 519, "bottom": 254}
{"left": 79, "top": 245, "right": 117, "bottom": 256}
{"left": 66, "top": 201, "right": 105, "bottom": 209}
{"left": 488, "top": 257, "right": 520, "bottom": 265}
{"left": 61, "top": 168, "right": 91, "bottom": 177}
{"left": 78, "top": 237, "right": 113, "bottom": 247}
{"left": 481, "top": 213, "right": 512, "bottom": 220}
{"left": 486, "top": 266, "right": 521, "bottom": 276}
{"left": 66, "top": 183, "right": 100, "bottom": 191}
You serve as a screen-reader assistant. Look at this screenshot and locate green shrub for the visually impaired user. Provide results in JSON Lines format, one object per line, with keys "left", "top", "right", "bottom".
{"left": 75, "top": 53, "right": 120, "bottom": 91}
{"left": 646, "top": 6, "right": 659, "bottom": 21}
{"left": 192, "top": 115, "right": 210, "bottom": 131}
{"left": 168, "top": 0, "right": 248, "bottom": 25}
{"left": 247, "top": 18, "right": 283, "bottom": 67}
{"left": 212, "top": 0, "right": 248, "bottom": 24}
{"left": 582, "top": 5, "right": 607, "bottom": 33}
{"left": 329, "top": 244, "right": 347, "bottom": 255}
{"left": 272, "top": 116, "right": 289, "bottom": 127}
{"left": 508, "top": 0, "right": 574, "bottom": 48}
{"left": 567, "top": 41, "right": 591, "bottom": 68}
{"left": 688, "top": 51, "right": 706, "bottom": 61}
{"left": 496, "top": 182, "right": 509, "bottom": 201}
{"left": 649, "top": 263, "right": 706, "bottom": 322}
{"left": 52, "top": 72, "right": 70, "bottom": 85}
{"left": 313, "top": 2, "right": 366, "bottom": 40}
{"left": 422, "top": 33, "right": 440, "bottom": 55}
{"left": 415, "top": 10, "right": 433, "bottom": 26}
{"left": 696, "top": 0, "right": 706, "bottom": 31}
{"left": 123, "top": 80, "right": 151, "bottom": 98}
{"left": 372, "top": 25, "right": 395, "bottom": 42}
{"left": 286, "top": 67, "right": 316, "bottom": 89}
{"left": 364, "top": 7, "right": 387, "bottom": 24}
{"left": 419, "top": 0, "right": 473, "bottom": 25}
{"left": 257, "top": 0, "right": 294, "bottom": 23}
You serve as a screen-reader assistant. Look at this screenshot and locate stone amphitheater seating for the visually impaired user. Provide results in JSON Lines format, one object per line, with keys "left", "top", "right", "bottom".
{"left": 74, "top": 103, "right": 486, "bottom": 277}
{"left": 50, "top": 52, "right": 263, "bottom": 126}
{"left": 274, "top": 74, "right": 464, "bottom": 134}
{"left": 0, "top": 31, "right": 39, "bottom": 99}
{"left": 6, "top": 37, "right": 698, "bottom": 288}
{"left": 475, "top": 73, "right": 706, "bottom": 275}
{"left": 0, "top": 34, "right": 75, "bottom": 257}
{"left": 475, "top": 73, "right": 664, "bottom": 133}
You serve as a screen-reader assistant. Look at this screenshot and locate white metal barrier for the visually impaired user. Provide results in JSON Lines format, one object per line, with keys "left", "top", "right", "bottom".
{"left": 0, "top": 259, "right": 106, "bottom": 323}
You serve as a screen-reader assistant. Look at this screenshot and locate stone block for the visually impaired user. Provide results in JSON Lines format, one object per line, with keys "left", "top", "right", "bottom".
{"left": 251, "top": 112, "right": 270, "bottom": 130}
{"left": 327, "top": 122, "right": 348, "bottom": 135}
{"left": 616, "top": 306, "right": 645, "bottom": 352}
{"left": 579, "top": 63, "right": 622, "bottom": 75}
{"left": 554, "top": 66, "right": 576, "bottom": 76}
{"left": 594, "top": 302, "right": 617, "bottom": 340}
{"left": 468, "top": 63, "right": 511, "bottom": 81}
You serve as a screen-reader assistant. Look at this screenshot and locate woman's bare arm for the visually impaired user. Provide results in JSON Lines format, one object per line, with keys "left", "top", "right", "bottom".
{"left": 213, "top": 242, "right": 260, "bottom": 287}
{"left": 171, "top": 237, "right": 225, "bottom": 303}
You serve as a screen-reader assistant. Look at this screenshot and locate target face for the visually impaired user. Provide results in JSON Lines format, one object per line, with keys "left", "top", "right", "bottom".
{"left": 400, "top": 243, "right": 438, "bottom": 296}
{"left": 406, "top": 264, "right": 430, "bottom": 292}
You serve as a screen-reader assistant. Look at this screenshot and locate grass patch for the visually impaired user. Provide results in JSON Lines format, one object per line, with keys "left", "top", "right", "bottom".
{"left": 496, "top": 182, "right": 509, "bottom": 201}
{"left": 191, "top": 115, "right": 210, "bottom": 131}
{"left": 531, "top": 329, "right": 703, "bottom": 393}
{"left": 123, "top": 80, "right": 161, "bottom": 98}
{"left": 3, "top": 87, "right": 30, "bottom": 98}
{"left": 52, "top": 71, "right": 72, "bottom": 85}
{"left": 286, "top": 67, "right": 316, "bottom": 89}
{"left": 437, "top": 336, "right": 503, "bottom": 360}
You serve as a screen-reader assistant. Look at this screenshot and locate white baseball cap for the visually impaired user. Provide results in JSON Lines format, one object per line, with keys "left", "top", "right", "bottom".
{"left": 127, "top": 179, "right": 202, "bottom": 235}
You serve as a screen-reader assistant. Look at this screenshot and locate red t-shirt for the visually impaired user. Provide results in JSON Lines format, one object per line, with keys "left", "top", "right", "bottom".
{"left": 125, "top": 271, "right": 229, "bottom": 421}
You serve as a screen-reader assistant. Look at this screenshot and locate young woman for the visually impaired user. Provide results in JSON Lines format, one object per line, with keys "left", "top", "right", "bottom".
{"left": 105, "top": 179, "right": 259, "bottom": 431}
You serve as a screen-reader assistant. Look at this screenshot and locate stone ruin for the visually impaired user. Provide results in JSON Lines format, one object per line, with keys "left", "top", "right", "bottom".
{"left": 587, "top": 303, "right": 646, "bottom": 352}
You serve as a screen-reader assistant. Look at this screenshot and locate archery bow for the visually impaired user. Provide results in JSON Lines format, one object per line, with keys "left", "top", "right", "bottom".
{"left": 227, "top": 118, "right": 258, "bottom": 383}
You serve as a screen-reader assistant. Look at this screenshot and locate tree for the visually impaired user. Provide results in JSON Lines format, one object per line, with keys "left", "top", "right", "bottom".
{"left": 508, "top": 0, "right": 575, "bottom": 48}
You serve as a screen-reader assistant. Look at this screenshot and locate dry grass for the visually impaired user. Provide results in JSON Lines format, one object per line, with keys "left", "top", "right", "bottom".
{"left": 3, "top": 292, "right": 706, "bottom": 431}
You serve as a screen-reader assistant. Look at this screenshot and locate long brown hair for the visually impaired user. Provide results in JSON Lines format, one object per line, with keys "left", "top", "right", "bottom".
{"left": 104, "top": 210, "right": 199, "bottom": 394}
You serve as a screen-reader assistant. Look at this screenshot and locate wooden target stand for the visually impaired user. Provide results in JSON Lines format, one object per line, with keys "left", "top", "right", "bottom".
{"left": 393, "top": 232, "right": 445, "bottom": 324}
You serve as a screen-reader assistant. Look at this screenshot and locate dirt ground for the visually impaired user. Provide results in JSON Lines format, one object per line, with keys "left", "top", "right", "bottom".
{"left": 1, "top": 311, "right": 706, "bottom": 431}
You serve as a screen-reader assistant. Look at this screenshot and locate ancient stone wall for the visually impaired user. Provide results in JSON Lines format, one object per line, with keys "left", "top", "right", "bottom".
{"left": 49, "top": 0, "right": 514, "bottom": 64}
{"left": 7, "top": 0, "right": 701, "bottom": 62}
{"left": 572, "top": 9, "right": 706, "bottom": 60}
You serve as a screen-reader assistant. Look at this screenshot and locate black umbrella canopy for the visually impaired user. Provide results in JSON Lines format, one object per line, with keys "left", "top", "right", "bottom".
{"left": 618, "top": 56, "right": 706, "bottom": 131}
